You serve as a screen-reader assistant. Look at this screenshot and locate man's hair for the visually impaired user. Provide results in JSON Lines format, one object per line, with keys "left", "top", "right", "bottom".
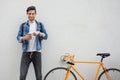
{"left": 26, "top": 6, "right": 36, "bottom": 13}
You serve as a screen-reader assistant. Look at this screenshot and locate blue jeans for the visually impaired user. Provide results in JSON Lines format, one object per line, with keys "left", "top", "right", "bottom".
{"left": 20, "top": 52, "right": 42, "bottom": 80}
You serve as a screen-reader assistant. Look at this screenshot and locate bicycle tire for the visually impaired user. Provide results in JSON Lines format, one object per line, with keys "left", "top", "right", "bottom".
{"left": 98, "top": 68, "right": 120, "bottom": 80}
{"left": 44, "top": 67, "right": 77, "bottom": 80}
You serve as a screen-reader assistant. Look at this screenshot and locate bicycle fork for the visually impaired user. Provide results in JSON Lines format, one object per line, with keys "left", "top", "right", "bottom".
{"left": 64, "top": 65, "right": 72, "bottom": 80}
{"left": 64, "top": 65, "right": 85, "bottom": 80}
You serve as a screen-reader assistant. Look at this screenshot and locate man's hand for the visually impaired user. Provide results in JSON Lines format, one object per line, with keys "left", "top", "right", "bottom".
{"left": 33, "top": 31, "right": 39, "bottom": 36}
{"left": 22, "top": 34, "right": 32, "bottom": 41}
{"left": 33, "top": 31, "right": 43, "bottom": 37}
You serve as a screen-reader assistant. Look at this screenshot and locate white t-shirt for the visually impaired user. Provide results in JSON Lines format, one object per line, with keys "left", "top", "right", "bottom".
{"left": 27, "top": 21, "right": 37, "bottom": 52}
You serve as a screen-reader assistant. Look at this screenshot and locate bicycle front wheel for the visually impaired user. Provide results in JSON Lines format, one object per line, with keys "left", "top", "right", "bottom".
{"left": 98, "top": 68, "right": 120, "bottom": 80}
{"left": 44, "top": 67, "right": 77, "bottom": 80}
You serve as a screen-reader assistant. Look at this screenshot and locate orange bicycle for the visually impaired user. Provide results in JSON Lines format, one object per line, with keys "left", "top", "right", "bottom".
{"left": 44, "top": 53, "right": 120, "bottom": 80}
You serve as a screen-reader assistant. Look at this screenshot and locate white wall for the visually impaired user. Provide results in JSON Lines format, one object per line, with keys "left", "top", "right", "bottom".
{"left": 0, "top": 0, "right": 120, "bottom": 80}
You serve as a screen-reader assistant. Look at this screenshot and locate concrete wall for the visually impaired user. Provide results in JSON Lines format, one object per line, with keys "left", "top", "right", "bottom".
{"left": 0, "top": 0, "right": 120, "bottom": 80}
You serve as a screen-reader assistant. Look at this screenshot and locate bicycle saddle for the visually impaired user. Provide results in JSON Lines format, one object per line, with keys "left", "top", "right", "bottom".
{"left": 97, "top": 53, "right": 110, "bottom": 58}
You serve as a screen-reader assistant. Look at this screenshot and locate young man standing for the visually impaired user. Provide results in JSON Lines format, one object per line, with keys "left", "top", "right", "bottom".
{"left": 17, "top": 6, "right": 48, "bottom": 80}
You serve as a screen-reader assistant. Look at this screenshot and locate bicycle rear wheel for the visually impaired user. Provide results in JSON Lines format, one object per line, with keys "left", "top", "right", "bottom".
{"left": 98, "top": 68, "right": 120, "bottom": 80}
{"left": 44, "top": 67, "right": 77, "bottom": 80}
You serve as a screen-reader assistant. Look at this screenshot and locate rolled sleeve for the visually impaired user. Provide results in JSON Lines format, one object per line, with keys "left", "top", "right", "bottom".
{"left": 41, "top": 33, "right": 45, "bottom": 37}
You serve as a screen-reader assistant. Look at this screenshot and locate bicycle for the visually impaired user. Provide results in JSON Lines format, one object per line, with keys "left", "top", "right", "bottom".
{"left": 44, "top": 53, "right": 120, "bottom": 80}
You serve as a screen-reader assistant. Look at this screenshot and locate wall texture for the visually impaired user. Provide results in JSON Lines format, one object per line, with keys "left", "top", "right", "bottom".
{"left": 0, "top": 0, "right": 120, "bottom": 80}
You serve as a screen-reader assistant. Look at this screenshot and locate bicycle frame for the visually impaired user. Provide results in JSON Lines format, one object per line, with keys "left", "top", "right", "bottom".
{"left": 63, "top": 54, "right": 112, "bottom": 80}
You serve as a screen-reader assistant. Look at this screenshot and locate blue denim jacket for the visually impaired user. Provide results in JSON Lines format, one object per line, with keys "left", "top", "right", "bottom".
{"left": 17, "top": 20, "right": 48, "bottom": 52}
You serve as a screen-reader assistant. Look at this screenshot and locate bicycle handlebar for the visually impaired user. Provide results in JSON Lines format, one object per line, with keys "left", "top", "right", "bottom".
{"left": 61, "top": 53, "right": 75, "bottom": 61}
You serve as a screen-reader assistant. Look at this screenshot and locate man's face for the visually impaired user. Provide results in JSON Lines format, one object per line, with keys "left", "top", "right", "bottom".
{"left": 27, "top": 10, "right": 36, "bottom": 22}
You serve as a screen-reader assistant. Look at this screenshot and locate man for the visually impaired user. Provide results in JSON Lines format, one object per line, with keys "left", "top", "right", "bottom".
{"left": 17, "top": 6, "right": 48, "bottom": 80}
